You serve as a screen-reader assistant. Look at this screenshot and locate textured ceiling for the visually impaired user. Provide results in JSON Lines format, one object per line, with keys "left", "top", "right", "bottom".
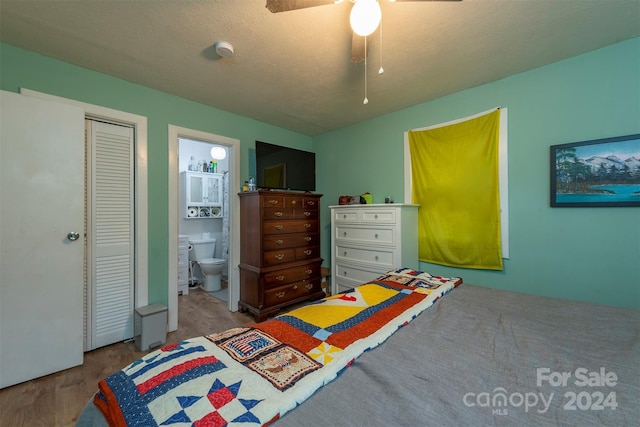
{"left": 1, "top": 0, "right": 639, "bottom": 136}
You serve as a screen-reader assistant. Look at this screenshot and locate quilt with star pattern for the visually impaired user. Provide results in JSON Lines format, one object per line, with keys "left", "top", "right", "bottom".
{"left": 94, "top": 268, "right": 462, "bottom": 426}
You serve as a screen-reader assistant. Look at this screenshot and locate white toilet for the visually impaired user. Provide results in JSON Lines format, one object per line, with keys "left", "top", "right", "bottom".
{"left": 189, "top": 237, "right": 226, "bottom": 292}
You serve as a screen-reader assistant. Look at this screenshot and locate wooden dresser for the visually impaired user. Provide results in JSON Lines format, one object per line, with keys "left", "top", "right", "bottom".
{"left": 329, "top": 204, "right": 419, "bottom": 295}
{"left": 238, "top": 190, "right": 325, "bottom": 321}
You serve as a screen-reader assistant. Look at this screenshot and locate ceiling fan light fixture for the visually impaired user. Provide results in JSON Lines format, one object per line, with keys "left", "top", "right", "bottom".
{"left": 350, "top": 0, "right": 381, "bottom": 37}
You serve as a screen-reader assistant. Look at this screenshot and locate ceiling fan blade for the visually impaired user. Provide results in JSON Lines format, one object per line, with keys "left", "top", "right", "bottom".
{"left": 351, "top": 33, "right": 367, "bottom": 64}
{"left": 265, "top": 0, "right": 337, "bottom": 13}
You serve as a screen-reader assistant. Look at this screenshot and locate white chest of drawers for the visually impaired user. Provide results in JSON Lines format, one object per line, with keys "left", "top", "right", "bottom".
{"left": 329, "top": 204, "right": 419, "bottom": 295}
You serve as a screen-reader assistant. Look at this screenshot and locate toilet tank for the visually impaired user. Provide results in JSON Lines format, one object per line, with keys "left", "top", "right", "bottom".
{"left": 189, "top": 238, "right": 216, "bottom": 261}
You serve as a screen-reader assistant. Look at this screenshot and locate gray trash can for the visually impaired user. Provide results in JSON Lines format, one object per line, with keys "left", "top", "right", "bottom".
{"left": 134, "top": 304, "right": 168, "bottom": 351}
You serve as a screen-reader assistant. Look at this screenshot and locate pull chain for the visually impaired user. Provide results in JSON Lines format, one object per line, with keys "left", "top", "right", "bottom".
{"left": 363, "top": 35, "right": 369, "bottom": 105}
{"left": 379, "top": 14, "right": 384, "bottom": 75}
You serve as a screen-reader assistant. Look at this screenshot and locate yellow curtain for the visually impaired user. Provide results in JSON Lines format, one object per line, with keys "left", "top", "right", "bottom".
{"left": 408, "top": 109, "right": 503, "bottom": 270}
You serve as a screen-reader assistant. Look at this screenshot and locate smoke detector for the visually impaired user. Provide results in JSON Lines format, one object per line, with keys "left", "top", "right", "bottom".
{"left": 214, "top": 41, "right": 235, "bottom": 58}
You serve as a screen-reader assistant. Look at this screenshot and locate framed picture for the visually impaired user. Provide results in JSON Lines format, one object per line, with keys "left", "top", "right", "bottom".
{"left": 550, "top": 133, "right": 640, "bottom": 207}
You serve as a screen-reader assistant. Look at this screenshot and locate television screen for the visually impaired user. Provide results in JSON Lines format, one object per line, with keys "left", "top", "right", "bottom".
{"left": 255, "top": 141, "right": 316, "bottom": 192}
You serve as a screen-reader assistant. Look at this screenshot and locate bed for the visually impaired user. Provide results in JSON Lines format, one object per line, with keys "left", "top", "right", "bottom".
{"left": 78, "top": 268, "right": 640, "bottom": 426}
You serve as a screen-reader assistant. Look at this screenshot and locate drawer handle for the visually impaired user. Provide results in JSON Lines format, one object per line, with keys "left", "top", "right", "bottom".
{"left": 304, "top": 211, "right": 311, "bottom": 217}
{"left": 293, "top": 284, "right": 298, "bottom": 290}
{"left": 292, "top": 200, "right": 297, "bottom": 205}
{"left": 275, "top": 254, "right": 285, "bottom": 260}
{"left": 306, "top": 269, "right": 313, "bottom": 275}
{"left": 305, "top": 283, "right": 313, "bottom": 290}
{"left": 276, "top": 291, "right": 286, "bottom": 298}
{"left": 307, "top": 200, "right": 315, "bottom": 206}
{"left": 276, "top": 275, "right": 285, "bottom": 281}
{"left": 343, "top": 231, "right": 347, "bottom": 237}
{"left": 275, "top": 239, "right": 284, "bottom": 245}
{"left": 375, "top": 255, "right": 379, "bottom": 261}
{"left": 374, "top": 233, "right": 379, "bottom": 239}
{"left": 343, "top": 214, "right": 347, "bottom": 219}
{"left": 343, "top": 251, "right": 347, "bottom": 256}
{"left": 274, "top": 211, "right": 283, "bottom": 217}
{"left": 275, "top": 225, "right": 283, "bottom": 230}
{"left": 375, "top": 214, "right": 378, "bottom": 219}
{"left": 268, "top": 199, "right": 279, "bottom": 205}
{"left": 343, "top": 271, "right": 348, "bottom": 276}
{"left": 304, "top": 250, "right": 312, "bottom": 256}
{"left": 304, "top": 223, "right": 311, "bottom": 228}
{"left": 305, "top": 236, "right": 311, "bottom": 242}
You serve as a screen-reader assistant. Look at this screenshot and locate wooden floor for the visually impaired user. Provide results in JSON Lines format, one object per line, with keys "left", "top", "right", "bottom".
{"left": 0, "top": 289, "right": 255, "bottom": 427}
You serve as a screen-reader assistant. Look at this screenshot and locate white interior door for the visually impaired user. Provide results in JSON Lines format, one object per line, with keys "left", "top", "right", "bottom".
{"left": 0, "top": 90, "right": 85, "bottom": 388}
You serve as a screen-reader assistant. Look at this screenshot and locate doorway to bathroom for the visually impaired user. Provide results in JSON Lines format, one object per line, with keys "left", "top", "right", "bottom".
{"left": 167, "top": 125, "right": 240, "bottom": 332}
{"left": 178, "top": 138, "right": 229, "bottom": 301}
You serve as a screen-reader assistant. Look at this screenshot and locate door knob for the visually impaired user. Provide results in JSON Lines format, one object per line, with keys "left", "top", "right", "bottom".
{"left": 67, "top": 231, "right": 80, "bottom": 241}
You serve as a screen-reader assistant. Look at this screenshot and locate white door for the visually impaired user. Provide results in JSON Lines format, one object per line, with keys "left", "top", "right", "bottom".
{"left": 0, "top": 90, "right": 84, "bottom": 388}
{"left": 86, "top": 119, "right": 134, "bottom": 350}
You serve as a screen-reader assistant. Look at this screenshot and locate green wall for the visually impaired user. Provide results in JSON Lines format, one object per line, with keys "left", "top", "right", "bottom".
{"left": 314, "top": 37, "right": 640, "bottom": 308}
{"left": 2, "top": 38, "right": 638, "bottom": 309}
{"left": 0, "top": 42, "right": 313, "bottom": 307}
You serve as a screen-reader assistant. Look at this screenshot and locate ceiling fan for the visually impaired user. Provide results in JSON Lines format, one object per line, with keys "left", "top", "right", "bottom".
{"left": 266, "top": 0, "right": 461, "bottom": 63}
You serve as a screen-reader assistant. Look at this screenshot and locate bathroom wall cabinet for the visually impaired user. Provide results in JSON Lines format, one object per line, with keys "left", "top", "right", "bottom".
{"left": 238, "top": 190, "right": 325, "bottom": 321}
{"left": 181, "top": 171, "right": 223, "bottom": 218}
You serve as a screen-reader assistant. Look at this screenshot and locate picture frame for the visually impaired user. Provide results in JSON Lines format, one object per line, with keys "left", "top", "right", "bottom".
{"left": 550, "top": 133, "right": 640, "bottom": 207}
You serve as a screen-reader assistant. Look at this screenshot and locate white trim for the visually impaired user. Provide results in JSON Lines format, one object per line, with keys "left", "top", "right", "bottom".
{"left": 404, "top": 107, "right": 509, "bottom": 259}
{"left": 20, "top": 88, "right": 150, "bottom": 306}
{"left": 168, "top": 125, "right": 241, "bottom": 332}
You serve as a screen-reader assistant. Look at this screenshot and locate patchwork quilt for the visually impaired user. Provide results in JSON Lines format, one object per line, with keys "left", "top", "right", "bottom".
{"left": 95, "top": 268, "right": 462, "bottom": 426}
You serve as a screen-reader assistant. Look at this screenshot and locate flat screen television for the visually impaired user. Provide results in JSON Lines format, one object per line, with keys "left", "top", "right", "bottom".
{"left": 255, "top": 141, "right": 316, "bottom": 192}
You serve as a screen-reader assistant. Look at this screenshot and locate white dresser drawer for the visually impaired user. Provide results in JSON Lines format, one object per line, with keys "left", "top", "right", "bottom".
{"left": 334, "top": 277, "right": 362, "bottom": 294}
{"left": 335, "top": 225, "right": 395, "bottom": 245}
{"left": 333, "top": 208, "right": 397, "bottom": 224}
{"left": 361, "top": 209, "right": 396, "bottom": 223}
{"left": 333, "top": 209, "right": 359, "bottom": 223}
{"left": 335, "top": 263, "right": 384, "bottom": 285}
{"left": 335, "top": 244, "right": 394, "bottom": 268}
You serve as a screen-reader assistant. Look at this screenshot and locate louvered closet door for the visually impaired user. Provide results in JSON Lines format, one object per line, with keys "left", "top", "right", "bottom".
{"left": 86, "top": 119, "right": 134, "bottom": 350}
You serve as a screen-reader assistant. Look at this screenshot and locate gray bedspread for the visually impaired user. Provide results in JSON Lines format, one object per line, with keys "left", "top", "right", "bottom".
{"left": 78, "top": 284, "right": 640, "bottom": 426}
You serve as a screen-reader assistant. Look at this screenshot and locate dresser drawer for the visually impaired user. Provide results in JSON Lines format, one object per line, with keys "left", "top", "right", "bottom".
{"left": 333, "top": 209, "right": 359, "bottom": 222}
{"left": 333, "top": 208, "right": 396, "bottom": 224}
{"left": 335, "top": 244, "right": 394, "bottom": 268}
{"left": 335, "top": 263, "right": 384, "bottom": 285}
{"left": 263, "top": 232, "right": 318, "bottom": 250}
{"left": 283, "top": 196, "right": 304, "bottom": 208}
{"left": 263, "top": 208, "right": 293, "bottom": 220}
{"left": 263, "top": 263, "right": 320, "bottom": 288}
{"left": 335, "top": 225, "right": 395, "bottom": 245}
{"left": 263, "top": 248, "right": 296, "bottom": 266}
{"left": 295, "top": 245, "right": 319, "bottom": 260}
{"left": 263, "top": 219, "right": 318, "bottom": 235}
{"left": 303, "top": 198, "right": 319, "bottom": 209}
{"left": 361, "top": 209, "right": 396, "bottom": 223}
{"left": 293, "top": 208, "right": 318, "bottom": 219}
{"left": 262, "top": 196, "right": 284, "bottom": 208}
{"left": 264, "top": 278, "right": 321, "bottom": 307}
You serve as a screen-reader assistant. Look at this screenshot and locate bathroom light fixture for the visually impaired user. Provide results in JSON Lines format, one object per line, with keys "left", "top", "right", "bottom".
{"left": 210, "top": 146, "right": 227, "bottom": 160}
{"left": 350, "top": 0, "right": 381, "bottom": 37}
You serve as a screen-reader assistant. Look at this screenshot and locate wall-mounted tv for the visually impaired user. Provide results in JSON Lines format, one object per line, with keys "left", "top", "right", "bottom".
{"left": 255, "top": 141, "right": 316, "bottom": 192}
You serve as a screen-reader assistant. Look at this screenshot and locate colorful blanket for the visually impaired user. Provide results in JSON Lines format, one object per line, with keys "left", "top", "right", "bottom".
{"left": 95, "top": 268, "right": 462, "bottom": 426}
